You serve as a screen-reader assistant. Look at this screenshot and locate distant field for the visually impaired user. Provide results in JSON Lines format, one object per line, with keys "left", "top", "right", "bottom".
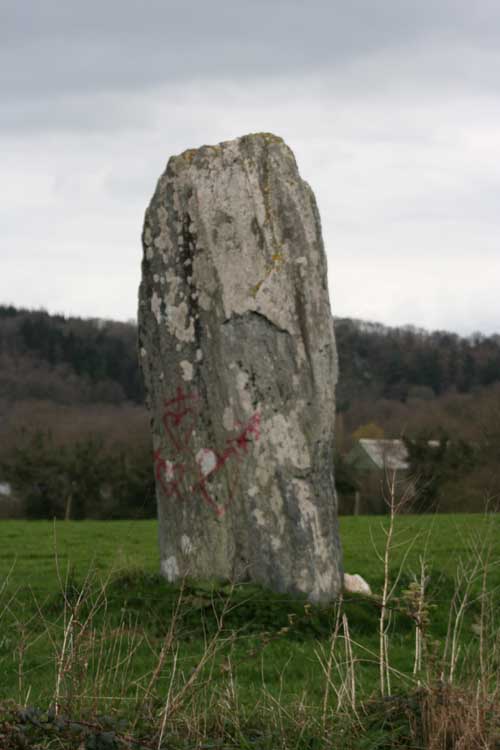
{"left": 0, "top": 519, "right": 160, "bottom": 595}
{"left": 0, "top": 514, "right": 498, "bottom": 748}
{"left": 1, "top": 514, "right": 499, "bottom": 595}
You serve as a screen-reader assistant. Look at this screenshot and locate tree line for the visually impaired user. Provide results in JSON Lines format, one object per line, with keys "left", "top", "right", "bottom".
{"left": 335, "top": 317, "right": 500, "bottom": 409}
{"left": 2, "top": 306, "right": 500, "bottom": 407}
{"left": 0, "top": 305, "right": 144, "bottom": 404}
{"left": 0, "top": 306, "right": 499, "bottom": 518}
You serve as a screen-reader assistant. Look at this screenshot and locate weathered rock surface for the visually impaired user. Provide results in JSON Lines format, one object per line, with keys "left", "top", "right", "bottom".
{"left": 138, "top": 132, "right": 342, "bottom": 602}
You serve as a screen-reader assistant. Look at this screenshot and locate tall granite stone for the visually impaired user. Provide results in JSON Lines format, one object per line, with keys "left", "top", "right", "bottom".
{"left": 138, "top": 133, "right": 342, "bottom": 602}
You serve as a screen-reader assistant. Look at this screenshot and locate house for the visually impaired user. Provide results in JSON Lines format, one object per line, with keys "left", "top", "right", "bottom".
{"left": 347, "top": 439, "right": 409, "bottom": 473}
{"left": 344, "top": 439, "right": 411, "bottom": 514}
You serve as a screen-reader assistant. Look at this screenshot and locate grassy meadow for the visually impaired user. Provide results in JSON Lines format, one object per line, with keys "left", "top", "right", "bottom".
{"left": 0, "top": 514, "right": 499, "bottom": 749}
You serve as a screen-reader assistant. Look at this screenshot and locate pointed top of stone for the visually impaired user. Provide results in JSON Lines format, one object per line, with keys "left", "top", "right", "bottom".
{"left": 177, "top": 132, "right": 286, "bottom": 160}
{"left": 166, "top": 132, "right": 298, "bottom": 183}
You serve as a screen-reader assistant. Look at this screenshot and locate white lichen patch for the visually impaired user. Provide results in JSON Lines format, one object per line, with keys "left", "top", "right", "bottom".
{"left": 143, "top": 227, "right": 152, "bottom": 246}
{"left": 296, "top": 567, "right": 311, "bottom": 594}
{"left": 164, "top": 460, "right": 174, "bottom": 481}
{"left": 198, "top": 290, "right": 212, "bottom": 311}
{"left": 166, "top": 301, "right": 195, "bottom": 342}
{"left": 269, "top": 483, "right": 285, "bottom": 520}
{"left": 146, "top": 246, "right": 154, "bottom": 260}
{"left": 236, "top": 370, "right": 253, "bottom": 413}
{"left": 296, "top": 483, "right": 317, "bottom": 527}
{"left": 255, "top": 462, "right": 271, "bottom": 487}
{"left": 140, "top": 347, "right": 147, "bottom": 358}
{"left": 292, "top": 479, "right": 334, "bottom": 600}
{"left": 223, "top": 406, "right": 235, "bottom": 431}
{"left": 158, "top": 205, "right": 168, "bottom": 227}
{"left": 153, "top": 206, "right": 170, "bottom": 251}
{"left": 153, "top": 230, "right": 169, "bottom": 251}
{"left": 164, "top": 269, "right": 181, "bottom": 302}
{"left": 196, "top": 448, "right": 217, "bottom": 477}
{"left": 161, "top": 555, "right": 179, "bottom": 582}
{"left": 196, "top": 349, "right": 203, "bottom": 361}
{"left": 296, "top": 341, "right": 306, "bottom": 365}
{"left": 252, "top": 508, "right": 266, "bottom": 527}
{"left": 180, "top": 360, "right": 194, "bottom": 381}
{"left": 180, "top": 534, "right": 193, "bottom": 555}
{"left": 270, "top": 535, "right": 282, "bottom": 551}
{"left": 263, "top": 412, "right": 310, "bottom": 469}
{"left": 248, "top": 485, "right": 258, "bottom": 498}
{"left": 151, "top": 291, "right": 162, "bottom": 324}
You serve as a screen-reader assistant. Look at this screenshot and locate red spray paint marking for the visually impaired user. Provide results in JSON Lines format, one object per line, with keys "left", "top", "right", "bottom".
{"left": 154, "top": 387, "right": 260, "bottom": 516}
{"left": 212, "top": 412, "right": 261, "bottom": 471}
{"left": 162, "top": 386, "right": 200, "bottom": 453}
{"left": 153, "top": 449, "right": 185, "bottom": 501}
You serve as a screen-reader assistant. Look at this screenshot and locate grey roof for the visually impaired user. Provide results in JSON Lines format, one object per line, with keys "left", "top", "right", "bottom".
{"left": 358, "top": 439, "right": 409, "bottom": 471}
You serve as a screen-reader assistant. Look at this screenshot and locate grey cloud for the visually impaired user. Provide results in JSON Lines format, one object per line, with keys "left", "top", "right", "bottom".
{"left": 1, "top": 1, "right": 499, "bottom": 335}
{"left": 3, "top": 0, "right": 500, "bottom": 104}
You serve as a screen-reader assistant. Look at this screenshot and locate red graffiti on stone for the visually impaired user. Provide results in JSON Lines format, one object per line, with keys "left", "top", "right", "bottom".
{"left": 162, "top": 386, "right": 200, "bottom": 453}
{"left": 153, "top": 387, "right": 260, "bottom": 516}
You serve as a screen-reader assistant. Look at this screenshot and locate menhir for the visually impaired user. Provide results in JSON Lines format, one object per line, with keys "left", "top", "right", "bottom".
{"left": 138, "top": 132, "right": 343, "bottom": 602}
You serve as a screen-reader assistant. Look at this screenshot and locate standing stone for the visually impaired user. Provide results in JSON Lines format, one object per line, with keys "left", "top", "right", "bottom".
{"left": 138, "top": 133, "right": 342, "bottom": 602}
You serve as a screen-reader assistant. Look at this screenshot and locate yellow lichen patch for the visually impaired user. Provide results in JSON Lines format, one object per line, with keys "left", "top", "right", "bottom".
{"left": 181, "top": 148, "right": 198, "bottom": 163}
{"left": 249, "top": 249, "right": 285, "bottom": 297}
{"left": 180, "top": 144, "right": 223, "bottom": 165}
{"left": 250, "top": 280, "right": 264, "bottom": 298}
{"left": 247, "top": 132, "right": 284, "bottom": 145}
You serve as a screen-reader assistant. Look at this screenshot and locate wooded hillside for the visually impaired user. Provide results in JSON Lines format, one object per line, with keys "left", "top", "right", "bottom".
{"left": 2, "top": 305, "right": 499, "bottom": 408}
{"left": 0, "top": 305, "right": 499, "bottom": 517}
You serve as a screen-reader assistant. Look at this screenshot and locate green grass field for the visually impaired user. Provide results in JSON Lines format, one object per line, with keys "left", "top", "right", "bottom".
{"left": 3, "top": 514, "right": 498, "bottom": 595}
{"left": 0, "top": 514, "right": 499, "bottom": 749}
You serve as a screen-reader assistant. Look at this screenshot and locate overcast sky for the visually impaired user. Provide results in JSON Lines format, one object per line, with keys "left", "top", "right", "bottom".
{"left": 1, "top": 1, "right": 499, "bottom": 335}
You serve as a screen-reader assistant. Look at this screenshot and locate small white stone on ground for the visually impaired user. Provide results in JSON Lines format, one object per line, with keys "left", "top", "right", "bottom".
{"left": 344, "top": 573, "right": 372, "bottom": 596}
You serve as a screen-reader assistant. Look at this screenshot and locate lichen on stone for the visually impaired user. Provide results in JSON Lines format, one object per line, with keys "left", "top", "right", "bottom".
{"left": 138, "top": 132, "right": 342, "bottom": 602}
